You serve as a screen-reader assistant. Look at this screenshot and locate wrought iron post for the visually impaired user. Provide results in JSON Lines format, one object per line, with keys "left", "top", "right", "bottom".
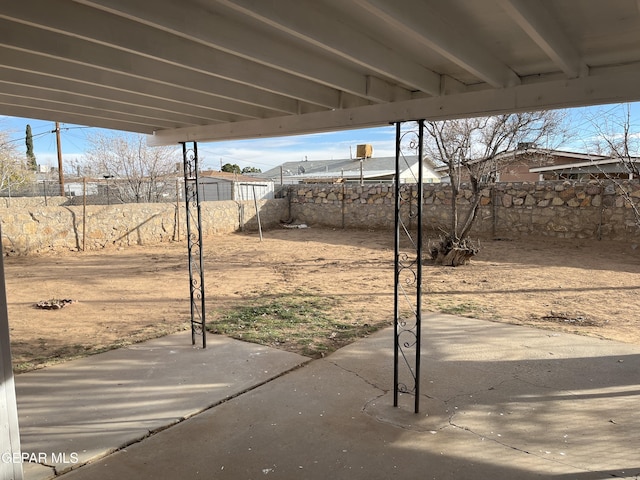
{"left": 393, "top": 120, "right": 424, "bottom": 413}
{"left": 182, "top": 142, "right": 206, "bottom": 348}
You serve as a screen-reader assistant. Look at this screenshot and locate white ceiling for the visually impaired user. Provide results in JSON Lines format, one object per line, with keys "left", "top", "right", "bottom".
{"left": 1, "top": 0, "right": 640, "bottom": 146}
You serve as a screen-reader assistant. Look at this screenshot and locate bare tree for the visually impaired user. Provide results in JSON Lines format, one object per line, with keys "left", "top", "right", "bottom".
{"left": 84, "top": 132, "right": 179, "bottom": 203}
{"left": 0, "top": 130, "right": 32, "bottom": 194}
{"left": 424, "top": 111, "right": 566, "bottom": 266}
{"left": 582, "top": 104, "right": 640, "bottom": 228}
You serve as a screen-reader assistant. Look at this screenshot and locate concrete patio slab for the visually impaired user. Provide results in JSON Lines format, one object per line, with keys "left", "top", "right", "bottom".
{"left": 15, "top": 315, "right": 640, "bottom": 479}
{"left": 16, "top": 331, "right": 309, "bottom": 479}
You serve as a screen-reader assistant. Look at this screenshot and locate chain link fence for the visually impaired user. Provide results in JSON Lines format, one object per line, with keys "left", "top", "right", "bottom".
{"left": 0, "top": 177, "right": 184, "bottom": 206}
{"left": 1, "top": 176, "right": 285, "bottom": 206}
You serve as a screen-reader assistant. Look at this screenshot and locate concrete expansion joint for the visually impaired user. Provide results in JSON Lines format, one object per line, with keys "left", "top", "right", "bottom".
{"left": 445, "top": 403, "right": 592, "bottom": 473}
{"left": 361, "top": 392, "right": 389, "bottom": 414}
{"left": 443, "top": 379, "right": 511, "bottom": 408}
{"left": 328, "top": 360, "right": 386, "bottom": 393}
{"left": 511, "top": 374, "right": 558, "bottom": 391}
{"left": 44, "top": 361, "right": 313, "bottom": 479}
{"left": 34, "top": 462, "right": 57, "bottom": 477}
{"left": 442, "top": 379, "right": 571, "bottom": 461}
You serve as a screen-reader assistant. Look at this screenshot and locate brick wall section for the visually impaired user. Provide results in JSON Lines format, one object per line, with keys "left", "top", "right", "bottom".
{"left": 288, "top": 180, "right": 640, "bottom": 240}
{"left": 0, "top": 199, "right": 288, "bottom": 254}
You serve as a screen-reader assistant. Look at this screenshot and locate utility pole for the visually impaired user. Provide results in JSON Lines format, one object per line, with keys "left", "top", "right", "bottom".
{"left": 54, "top": 122, "right": 65, "bottom": 196}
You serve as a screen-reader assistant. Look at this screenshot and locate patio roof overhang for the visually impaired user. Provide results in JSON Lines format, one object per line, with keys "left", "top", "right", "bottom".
{"left": 0, "top": 1, "right": 640, "bottom": 146}
{"left": 530, "top": 157, "right": 640, "bottom": 176}
{"left": 3, "top": 2, "right": 640, "bottom": 460}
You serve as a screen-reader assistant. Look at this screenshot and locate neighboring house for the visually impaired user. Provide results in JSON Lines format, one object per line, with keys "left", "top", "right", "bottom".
{"left": 530, "top": 156, "right": 640, "bottom": 180}
{"left": 436, "top": 147, "right": 609, "bottom": 183}
{"left": 62, "top": 179, "right": 99, "bottom": 196}
{"left": 198, "top": 171, "right": 274, "bottom": 201}
{"left": 261, "top": 155, "right": 441, "bottom": 184}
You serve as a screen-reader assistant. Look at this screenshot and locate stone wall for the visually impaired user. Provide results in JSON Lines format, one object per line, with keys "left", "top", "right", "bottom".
{"left": 492, "top": 181, "right": 639, "bottom": 239}
{"left": 3, "top": 179, "right": 638, "bottom": 254}
{"left": 288, "top": 183, "right": 396, "bottom": 229}
{"left": 287, "top": 180, "right": 640, "bottom": 241}
{"left": 0, "top": 196, "right": 68, "bottom": 208}
{"left": 0, "top": 199, "right": 288, "bottom": 254}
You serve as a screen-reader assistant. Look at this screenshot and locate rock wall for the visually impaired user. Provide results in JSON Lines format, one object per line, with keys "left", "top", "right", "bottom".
{"left": 288, "top": 180, "right": 640, "bottom": 240}
{"left": 288, "top": 184, "right": 396, "bottom": 229}
{"left": 0, "top": 196, "right": 68, "bottom": 208}
{"left": 0, "top": 199, "right": 288, "bottom": 254}
{"left": 491, "top": 181, "right": 639, "bottom": 239}
{"left": 3, "top": 179, "right": 638, "bottom": 255}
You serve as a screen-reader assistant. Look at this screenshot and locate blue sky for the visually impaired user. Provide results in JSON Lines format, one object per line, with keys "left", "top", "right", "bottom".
{"left": 1, "top": 102, "right": 639, "bottom": 173}
{"left": 0, "top": 117, "right": 398, "bottom": 173}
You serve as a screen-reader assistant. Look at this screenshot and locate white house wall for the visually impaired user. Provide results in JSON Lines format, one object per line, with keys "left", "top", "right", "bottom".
{"left": 401, "top": 163, "right": 441, "bottom": 183}
{"left": 234, "top": 183, "right": 274, "bottom": 201}
{"left": 198, "top": 180, "right": 274, "bottom": 201}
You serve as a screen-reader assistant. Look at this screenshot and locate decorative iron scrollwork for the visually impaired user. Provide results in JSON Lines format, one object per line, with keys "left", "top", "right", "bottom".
{"left": 393, "top": 121, "right": 424, "bottom": 413}
{"left": 182, "top": 142, "right": 206, "bottom": 348}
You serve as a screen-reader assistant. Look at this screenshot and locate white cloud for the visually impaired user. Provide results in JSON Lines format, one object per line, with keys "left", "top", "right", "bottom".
{"left": 34, "top": 152, "right": 85, "bottom": 168}
{"left": 196, "top": 126, "right": 397, "bottom": 171}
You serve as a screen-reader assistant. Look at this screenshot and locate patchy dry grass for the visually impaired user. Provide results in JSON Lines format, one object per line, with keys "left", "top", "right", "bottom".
{"left": 6, "top": 228, "right": 640, "bottom": 371}
{"left": 209, "top": 290, "right": 383, "bottom": 358}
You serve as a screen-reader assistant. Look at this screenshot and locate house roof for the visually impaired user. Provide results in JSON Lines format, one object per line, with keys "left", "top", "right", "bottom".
{"left": 262, "top": 155, "right": 438, "bottom": 180}
{"left": 530, "top": 157, "right": 640, "bottom": 173}
{"left": 200, "top": 170, "right": 271, "bottom": 183}
{"left": 521, "top": 149, "right": 609, "bottom": 162}
{"left": 1, "top": 1, "right": 640, "bottom": 145}
{"left": 433, "top": 148, "right": 610, "bottom": 172}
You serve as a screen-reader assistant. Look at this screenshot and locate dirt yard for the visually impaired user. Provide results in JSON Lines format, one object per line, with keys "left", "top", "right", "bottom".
{"left": 4, "top": 228, "right": 640, "bottom": 372}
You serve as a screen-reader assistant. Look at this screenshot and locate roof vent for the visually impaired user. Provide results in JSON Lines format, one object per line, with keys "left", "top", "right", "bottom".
{"left": 356, "top": 144, "right": 373, "bottom": 159}
{"left": 517, "top": 142, "right": 536, "bottom": 150}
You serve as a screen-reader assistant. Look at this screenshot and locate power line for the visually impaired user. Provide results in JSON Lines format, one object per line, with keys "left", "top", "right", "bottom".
{"left": 0, "top": 130, "right": 51, "bottom": 149}
{"left": 0, "top": 121, "right": 94, "bottom": 149}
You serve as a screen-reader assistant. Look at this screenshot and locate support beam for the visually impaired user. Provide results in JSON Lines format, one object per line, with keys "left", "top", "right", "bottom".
{"left": 149, "top": 64, "right": 640, "bottom": 145}
{"left": 0, "top": 49, "right": 255, "bottom": 123}
{"left": 0, "top": 229, "right": 24, "bottom": 480}
{"left": 0, "top": 0, "right": 341, "bottom": 110}
{"left": 497, "top": 0, "right": 586, "bottom": 78}
{"left": 366, "top": 76, "right": 412, "bottom": 103}
{"left": 352, "top": 0, "right": 521, "bottom": 88}
{"left": 0, "top": 92, "right": 191, "bottom": 130}
{"left": 75, "top": 0, "right": 363, "bottom": 106}
{"left": 0, "top": 18, "right": 303, "bottom": 117}
{"left": 0, "top": 104, "right": 157, "bottom": 134}
{"left": 0, "top": 75, "right": 224, "bottom": 126}
{"left": 215, "top": 0, "right": 441, "bottom": 95}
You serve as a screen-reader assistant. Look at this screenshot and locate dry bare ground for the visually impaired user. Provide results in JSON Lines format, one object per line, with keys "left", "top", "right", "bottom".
{"left": 4, "top": 228, "right": 640, "bottom": 372}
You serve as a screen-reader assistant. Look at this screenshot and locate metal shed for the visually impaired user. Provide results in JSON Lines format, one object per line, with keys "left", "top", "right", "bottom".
{"left": 198, "top": 172, "right": 274, "bottom": 201}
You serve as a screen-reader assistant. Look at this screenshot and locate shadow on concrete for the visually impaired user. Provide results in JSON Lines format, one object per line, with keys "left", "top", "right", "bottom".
{"left": 15, "top": 314, "right": 640, "bottom": 480}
